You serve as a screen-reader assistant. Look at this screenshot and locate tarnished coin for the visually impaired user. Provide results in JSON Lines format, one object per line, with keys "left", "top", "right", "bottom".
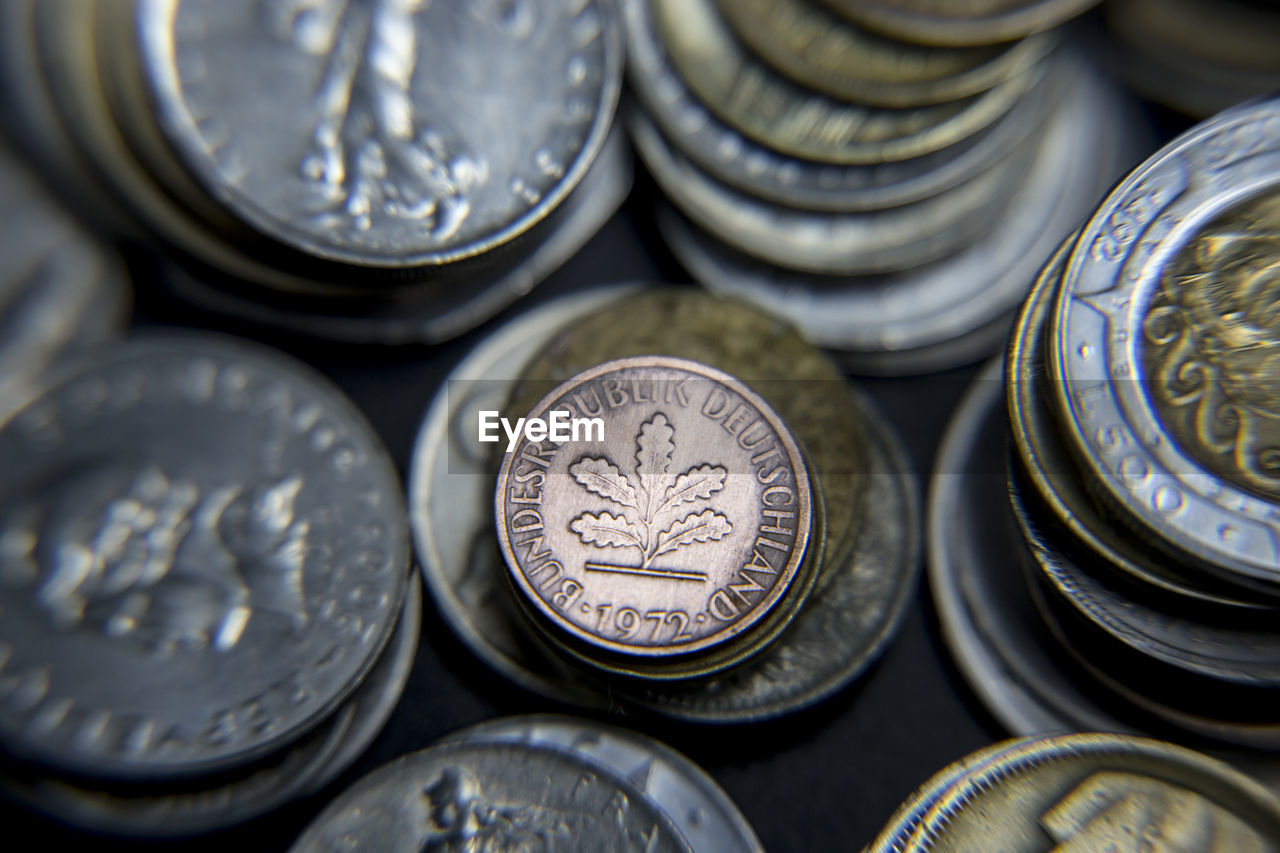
{"left": 871, "top": 734, "right": 1280, "bottom": 851}
{"left": 128, "top": 0, "right": 621, "bottom": 270}
{"left": 622, "top": 0, "right": 1059, "bottom": 213}
{"left": 494, "top": 356, "right": 815, "bottom": 668}
{"left": 715, "top": 0, "right": 1055, "bottom": 107}
{"left": 630, "top": 110, "right": 1028, "bottom": 276}
{"left": 1050, "top": 97, "right": 1280, "bottom": 591}
{"left": 0, "top": 142, "right": 130, "bottom": 420}
{"left": 822, "top": 0, "right": 1100, "bottom": 46}
{"left": 444, "top": 715, "right": 765, "bottom": 853}
{"left": 654, "top": 0, "right": 1041, "bottom": 166}
{"left": 0, "top": 335, "right": 408, "bottom": 779}
{"left": 288, "top": 740, "right": 692, "bottom": 852}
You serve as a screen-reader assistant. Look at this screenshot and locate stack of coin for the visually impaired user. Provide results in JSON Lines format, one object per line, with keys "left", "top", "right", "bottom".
{"left": 0, "top": 334, "right": 417, "bottom": 836}
{"left": 411, "top": 287, "right": 920, "bottom": 721}
{"left": 1, "top": 0, "right": 624, "bottom": 344}
{"left": 1107, "top": 0, "right": 1280, "bottom": 118}
{"left": 290, "top": 714, "right": 763, "bottom": 852}
{"left": 622, "top": 0, "right": 1148, "bottom": 374}
{"left": 868, "top": 733, "right": 1280, "bottom": 851}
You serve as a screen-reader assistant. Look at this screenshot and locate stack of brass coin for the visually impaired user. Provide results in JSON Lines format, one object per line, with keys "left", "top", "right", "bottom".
{"left": 1106, "top": 0, "right": 1280, "bottom": 118}
{"left": 1001, "top": 96, "right": 1280, "bottom": 750}
{"left": 0, "top": 333, "right": 418, "bottom": 836}
{"left": 411, "top": 287, "right": 919, "bottom": 721}
{"left": 0, "top": 0, "right": 625, "bottom": 344}
{"left": 621, "top": 0, "right": 1148, "bottom": 374}
{"left": 290, "top": 714, "right": 763, "bottom": 852}
{"left": 867, "top": 733, "right": 1280, "bottom": 851}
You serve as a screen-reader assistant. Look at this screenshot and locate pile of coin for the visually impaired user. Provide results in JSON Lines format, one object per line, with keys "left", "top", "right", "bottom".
{"left": 621, "top": 0, "right": 1147, "bottom": 374}
{"left": 0, "top": 333, "right": 417, "bottom": 836}
{"left": 1107, "top": 0, "right": 1280, "bottom": 118}
{"left": 0, "top": 0, "right": 624, "bottom": 344}
{"left": 411, "top": 287, "right": 919, "bottom": 721}
{"left": 868, "top": 733, "right": 1280, "bottom": 851}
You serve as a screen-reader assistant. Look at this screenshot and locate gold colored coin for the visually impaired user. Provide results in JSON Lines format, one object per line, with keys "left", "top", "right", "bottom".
{"left": 821, "top": 0, "right": 1100, "bottom": 47}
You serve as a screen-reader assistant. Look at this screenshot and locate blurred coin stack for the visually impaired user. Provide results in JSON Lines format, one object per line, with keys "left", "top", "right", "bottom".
{"left": 1005, "top": 96, "right": 1280, "bottom": 752}
{"left": 412, "top": 287, "right": 919, "bottom": 722}
{"left": 1106, "top": 0, "right": 1280, "bottom": 119}
{"left": 0, "top": 334, "right": 417, "bottom": 836}
{"left": 0, "top": 0, "right": 624, "bottom": 343}
{"left": 622, "top": 0, "right": 1147, "bottom": 374}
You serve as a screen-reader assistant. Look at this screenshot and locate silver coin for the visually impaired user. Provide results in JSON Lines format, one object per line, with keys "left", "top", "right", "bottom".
{"left": 620, "top": 0, "right": 1057, "bottom": 213}
{"left": 662, "top": 62, "right": 1148, "bottom": 375}
{"left": 0, "top": 141, "right": 130, "bottom": 420}
{"left": 158, "top": 125, "right": 633, "bottom": 344}
{"left": 410, "top": 286, "right": 639, "bottom": 709}
{"left": 0, "top": 335, "right": 409, "bottom": 778}
{"left": 620, "top": 384, "right": 919, "bottom": 722}
{"left": 443, "top": 715, "right": 764, "bottom": 853}
{"left": 133, "top": 0, "right": 622, "bottom": 269}
{"left": 288, "top": 740, "right": 692, "bottom": 852}
{"left": 1051, "top": 96, "right": 1280, "bottom": 590}
{"left": 631, "top": 109, "right": 1031, "bottom": 276}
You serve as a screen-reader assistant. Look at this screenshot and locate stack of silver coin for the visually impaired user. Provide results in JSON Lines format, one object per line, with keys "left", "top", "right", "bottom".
{"left": 621, "top": 0, "right": 1149, "bottom": 374}
{"left": 1106, "top": 0, "right": 1280, "bottom": 118}
{"left": 0, "top": 331, "right": 417, "bottom": 837}
{"left": 289, "top": 714, "right": 764, "bottom": 852}
{"left": 411, "top": 287, "right": 921, "bottom": 722}
{"left": 931, "top": 96, "right": 1280, "bottom": 777}
{"left": 0, "top": 0, "right": 625, "bottom": 344}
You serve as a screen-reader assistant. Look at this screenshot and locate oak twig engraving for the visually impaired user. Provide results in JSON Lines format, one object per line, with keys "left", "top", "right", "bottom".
{"left": 568, "top": 413, "right": 731, "bottom": 570}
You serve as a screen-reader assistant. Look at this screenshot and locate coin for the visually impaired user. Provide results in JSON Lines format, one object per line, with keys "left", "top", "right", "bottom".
{"left": 1049, "top": 97, "right": 1280, "bottom": 591}
{"left": 443, "top": 715, "right": 765, "bottom": 853}
{"left": 0, "top": 335, "right": 408, "bottom": 779}
{"left": 654, "top": 0, "right": 1042, "bottom": 166}
{"left": 126, "top": 0, "right": 622, "bottom": 271}
{"left": 660, "top": 59, "right": 1144, "bottom": 374}
{"left": 0, "top": 141, "right": 130, "bottom": 421}
{"left": 622, "top": 0, "right": 1059, "bottom": 213}
{"left": 494, "top": 356, "right": 815, "bottom": 667}
{"left": 630, "top": 109, "right": 1030, "bottom": 276}
{"left": 822, "top": 0, "right": 1101, "bottom": 47}
{"left": 288, "top": 740, "right": 692, "bottom": 852}
{"left": 880, "top": 734, "right": 1280, "bottom": 851}
{"left": 715, "top": 0, "right": 1055, "bottom": 107}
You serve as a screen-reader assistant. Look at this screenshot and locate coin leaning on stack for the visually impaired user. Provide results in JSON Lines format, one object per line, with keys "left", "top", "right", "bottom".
{"left": 3, "top": 0, "right": 624, "bottom": 343}
{"left": 289, "top": 714, "right": 764, "bottom": 853}
{"left": 0, "top": 334, "right": 416, "bottom": 836}
{"left": 621, "top": 0, "right": 1147, "bottom": 374}
{"left": 929, "top": 96, "right": 1280, "bottom": 786}
{"left": 410, "top": 287, "right": 920, "bottom": 722}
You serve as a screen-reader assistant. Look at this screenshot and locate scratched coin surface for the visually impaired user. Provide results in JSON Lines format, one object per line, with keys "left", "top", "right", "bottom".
{"left": 871, "top": 734, "right": 1280, "bottom": 851}
{"left": 288, "top": 740, "right": 691, "bottom": 852}
{"left": 0, "top": 335, "right": 408, "bottom": 779}
{"left": 1050, "top": 97, "right": 1280, "bottom": 590}
{"left": 495, "top": 356, "right": 813, "bottom": 660}
{"left": 134, "top": 0, "right": 620, "bottom": 268}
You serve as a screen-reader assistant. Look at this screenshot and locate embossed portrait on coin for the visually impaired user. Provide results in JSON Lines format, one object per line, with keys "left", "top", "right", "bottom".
{"left": 1142, "top": 189, "right": 1280, "bottom": 500}
{"left": 0, "top": 464, "right": 311, "bottom": 656}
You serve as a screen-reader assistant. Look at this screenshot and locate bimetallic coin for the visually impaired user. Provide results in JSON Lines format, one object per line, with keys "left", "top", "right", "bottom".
{"left": 0, "top": 335, "right": 408, "bottom": 779}
{"left": 132, "top": 0, "right": 622, "bottom": 269}
{"left": 654, "top": 0, "right": 1042, "bottom": 166}
{"left": 622, "top": 0, "right": 1059, "bottom": 213}
{"left": 495, "top": 357, "right": 815, "bottom": 665}
{"left": 288, "top": 740, "right": 692, "bottom": 852}
{"left": 444, "top": 715, "right": 765, "bottom": 853}
{"left": 884, "top": 734, "right": 1280, "bottom": 851}
{"left": 822, "top": 0, "right": 1101, "bottom": 47}
{"left": 715, "top": 0, "right": 1055, "bottom": 107}
{"left": 1050, "top": 97, "right": 1280, "bottom": 590}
